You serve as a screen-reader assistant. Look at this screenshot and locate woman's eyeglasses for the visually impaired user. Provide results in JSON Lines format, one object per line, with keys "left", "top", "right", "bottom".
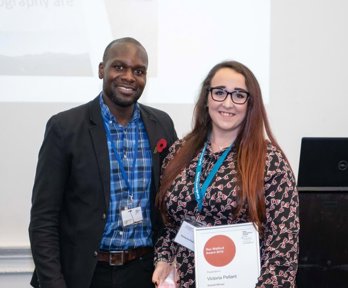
{"left": 208, "top": 87, "right": 250, "bottom": 104}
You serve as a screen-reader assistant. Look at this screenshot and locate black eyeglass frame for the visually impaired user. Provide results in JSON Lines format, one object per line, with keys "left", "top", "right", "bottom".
{"left": 208, "top": 87, "right": 250, "bottom": 104}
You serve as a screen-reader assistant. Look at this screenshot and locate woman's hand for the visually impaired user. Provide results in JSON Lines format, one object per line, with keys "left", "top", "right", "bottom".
{"left": 152, "top": 261, "right": 173, "bottom": 286}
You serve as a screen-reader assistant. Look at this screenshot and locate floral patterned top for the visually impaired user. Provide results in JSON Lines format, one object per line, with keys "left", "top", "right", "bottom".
{"left": 154, "top": 139, "right": 300, "bottom": 288}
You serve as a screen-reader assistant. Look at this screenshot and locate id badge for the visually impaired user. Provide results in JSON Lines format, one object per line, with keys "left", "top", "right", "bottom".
{"left": 174, "top": 218, "right": 205, "bottom": 251}
{"left": 121, "top": 206, "right": 143, "bottom": 227}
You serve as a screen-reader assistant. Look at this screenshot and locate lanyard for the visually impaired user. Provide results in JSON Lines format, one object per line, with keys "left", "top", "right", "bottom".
{"left": 194, "top": 142, "right": 232, "bottom": 211}
{"left": 102, "top": 117, "right": 139, "bottom": 199}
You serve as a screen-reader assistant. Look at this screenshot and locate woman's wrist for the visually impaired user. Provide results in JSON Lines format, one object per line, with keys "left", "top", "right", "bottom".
{"left": 154, "top": 257, "right": 173, "bottom": 266}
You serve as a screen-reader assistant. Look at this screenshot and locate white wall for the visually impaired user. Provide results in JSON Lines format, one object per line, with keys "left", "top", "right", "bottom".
{"left": 1, "top": 0, "right": 348, "bottom": 286}
{"left": 269, "top": 0, "right": 348, "bottom": 176}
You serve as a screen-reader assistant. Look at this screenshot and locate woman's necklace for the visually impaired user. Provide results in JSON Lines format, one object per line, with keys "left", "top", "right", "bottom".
{"left": 211, "top": 141, "right": 227, "bottom": 152}
{"left": 210, "top": 134, "right": 235, "bottom": 153}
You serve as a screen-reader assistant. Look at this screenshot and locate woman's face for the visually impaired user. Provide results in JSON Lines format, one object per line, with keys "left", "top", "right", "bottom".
{"left": 207, "top": 68, "right": 249, "bottom": 140}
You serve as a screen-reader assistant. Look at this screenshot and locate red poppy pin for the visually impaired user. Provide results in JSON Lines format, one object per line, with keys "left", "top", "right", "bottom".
{"left": 154, "top": 138, "right": 167, "bottom": 154}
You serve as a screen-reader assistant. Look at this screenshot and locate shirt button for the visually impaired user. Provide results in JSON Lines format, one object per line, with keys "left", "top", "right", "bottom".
{"left": 102, "top": 213, "right": 106, "bottom": 220}
{"left": 94, "top": 251, "right": 98, "bottom": 257}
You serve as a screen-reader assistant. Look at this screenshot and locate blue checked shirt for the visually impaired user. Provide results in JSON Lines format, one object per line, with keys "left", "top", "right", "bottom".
{"left": 99, "top": 95, "right": 153, "bottom": 250}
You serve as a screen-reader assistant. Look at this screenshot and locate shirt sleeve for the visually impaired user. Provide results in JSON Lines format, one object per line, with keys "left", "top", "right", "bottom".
{"left": 154, "top": 220, "right": 179, "bottom": 265}
{"left": 256, "top": 147, "right": 300, "bottom": 288}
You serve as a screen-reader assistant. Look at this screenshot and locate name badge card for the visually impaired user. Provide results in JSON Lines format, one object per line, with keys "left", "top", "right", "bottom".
{"left": 121, "top": 207, "right": 143, "bottom": 227}
{"left": 174, "top": 220, "right": 196, "bottom": 251}
{"left": 194, "top": 222, "right": 260, "bottom": 288}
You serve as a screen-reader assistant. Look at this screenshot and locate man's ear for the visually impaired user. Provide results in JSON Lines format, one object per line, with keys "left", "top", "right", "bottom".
{"left": 98, "top": 62, "right": 104, "bottom": 79}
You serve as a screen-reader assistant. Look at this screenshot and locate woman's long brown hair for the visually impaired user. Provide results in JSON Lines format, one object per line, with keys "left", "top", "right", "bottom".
{"left": 156, "top": 61, "right": 283, "bottom": 230}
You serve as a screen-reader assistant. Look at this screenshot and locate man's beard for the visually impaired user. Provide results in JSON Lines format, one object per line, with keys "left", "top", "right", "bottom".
{"left": 108, "top": 91, "right": 141, "bottom": 107}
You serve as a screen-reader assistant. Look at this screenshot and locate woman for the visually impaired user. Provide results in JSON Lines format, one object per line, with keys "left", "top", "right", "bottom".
{"left": 152, "top": 60, "right": 299, "bottom": 288}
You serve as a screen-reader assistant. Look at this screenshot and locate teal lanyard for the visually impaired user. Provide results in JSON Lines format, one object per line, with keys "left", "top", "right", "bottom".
{"left": 194, "top": 142, "right": 232, "bottom": 211}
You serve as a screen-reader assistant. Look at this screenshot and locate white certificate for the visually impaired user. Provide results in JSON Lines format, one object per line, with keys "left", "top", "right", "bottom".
{"left": 194, "top": 222, "right": 260, "bottom": 288}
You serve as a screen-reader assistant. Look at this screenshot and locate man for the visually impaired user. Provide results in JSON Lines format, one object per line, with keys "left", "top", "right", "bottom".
{"left": 29, "top": 37, "right": 178, "bottom": 288}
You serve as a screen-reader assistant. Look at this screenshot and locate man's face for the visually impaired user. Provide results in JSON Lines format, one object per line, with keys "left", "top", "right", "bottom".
{"left": 99, "top": 42, "right": 148, "bottom": 107}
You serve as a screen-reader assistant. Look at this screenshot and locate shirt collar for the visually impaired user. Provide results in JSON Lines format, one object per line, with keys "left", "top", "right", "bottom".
{"left": 99, "top": 93, "right": 141, "bottom": 125}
